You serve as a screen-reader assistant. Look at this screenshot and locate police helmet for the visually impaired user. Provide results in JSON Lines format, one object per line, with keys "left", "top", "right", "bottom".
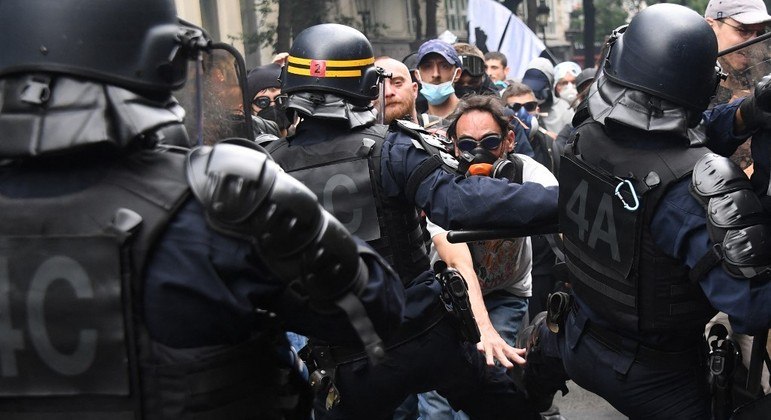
{"left": 602, "top": 3, "right": 720, "bottom": 113}
{"left": 0, "top": 0, "right": 193, "bottom": 94}
{"left": 282, "top": 24, "right": 380, "bottom": 105}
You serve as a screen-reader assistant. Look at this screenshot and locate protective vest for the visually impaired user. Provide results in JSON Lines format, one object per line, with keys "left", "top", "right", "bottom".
{"left": 0, "top": 147, "right": 298, "bottom": 419}
{"left": 268, "top": 123, "right": 431, "bottom": 284}
{"left": 558, "top": 120, "right": 715, "bottom": 333}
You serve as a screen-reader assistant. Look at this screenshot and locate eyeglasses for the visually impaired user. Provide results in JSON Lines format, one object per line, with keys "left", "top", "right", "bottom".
{"left": 252, "top": 94, "right": 288, "bottom": 109}
{"left": 456, "top": 134, "right": 503, "bottom": 152}
{"left": 507, "top": 101, "right": 538, "bottom": 113}
{"left": 459, "top": 55, "right": 486, "bottom": 77}
{"left": 719, "top": 19, "right": 766, "bottom": 38}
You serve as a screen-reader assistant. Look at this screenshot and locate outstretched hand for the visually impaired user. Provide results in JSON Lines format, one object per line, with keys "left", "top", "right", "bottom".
{"left": 476, "top": 323, "right": 527, "bottom": 368}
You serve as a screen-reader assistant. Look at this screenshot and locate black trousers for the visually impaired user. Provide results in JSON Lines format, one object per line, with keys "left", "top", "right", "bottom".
{"left": 314, "top": 316, "right": 537, "bottom": 419}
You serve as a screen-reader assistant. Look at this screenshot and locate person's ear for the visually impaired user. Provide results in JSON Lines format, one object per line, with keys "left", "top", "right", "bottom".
{"left": 452, "top": 68, "right": 462, "bottom": 83}
{"left": 505, "top": 129, "right": 516, "bottom": 153}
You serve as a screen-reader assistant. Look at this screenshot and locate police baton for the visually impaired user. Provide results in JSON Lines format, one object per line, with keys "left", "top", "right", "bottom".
{"left": 446, "top": 223, "right": 560, "bottom": 243}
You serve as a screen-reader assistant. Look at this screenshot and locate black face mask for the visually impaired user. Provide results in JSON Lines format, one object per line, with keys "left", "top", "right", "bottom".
{"left": 454, "top": 85, "right": 479, "bottom": 99}
{"left": 257, "top": 105, "right": 291, "bottom": 130}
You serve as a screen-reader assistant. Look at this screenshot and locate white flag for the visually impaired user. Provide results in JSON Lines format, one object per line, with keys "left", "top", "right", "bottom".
{"left": 468, "top": 0, "right": 546, "bottom": 80}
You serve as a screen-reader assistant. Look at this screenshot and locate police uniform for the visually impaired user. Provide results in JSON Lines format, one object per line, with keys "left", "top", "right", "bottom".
{"left": 268, "top": 23, "right": 558, "bottom": 419}
{"left": 0, "top": 2, "right": 404, "bottom": 418}
{"left": 523, "top": 5, "right": 771, "bottom": 419}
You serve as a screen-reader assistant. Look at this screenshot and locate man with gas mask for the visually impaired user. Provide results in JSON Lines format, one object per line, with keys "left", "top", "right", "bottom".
{"left": 0, "top": 1, "right": 407, "bottom": 418}
{"left": 552, "top": 61, "right": 582, "bottom": 111}
{"left": 266, "top": 23, "right": 557, "bottom": 419}
{"left": 520, "top": 4, "right": 771, "bottom": 418}
{"left": 420, "top": 95, "right": 558, "bottom": 419}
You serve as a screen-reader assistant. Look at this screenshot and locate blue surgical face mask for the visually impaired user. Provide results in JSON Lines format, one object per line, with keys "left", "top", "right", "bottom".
{"left": 419, "top": 68, "right": 460, "bottom": 105}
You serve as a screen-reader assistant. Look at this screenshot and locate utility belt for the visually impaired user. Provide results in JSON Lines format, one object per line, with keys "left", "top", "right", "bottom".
{"left": 546, "top": 291, "right": 702, "bottom": 369}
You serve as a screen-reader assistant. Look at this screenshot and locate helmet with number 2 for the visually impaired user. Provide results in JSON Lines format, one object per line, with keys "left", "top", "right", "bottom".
{"left": 282, "top": 24, "right": 381, "bottom": 106}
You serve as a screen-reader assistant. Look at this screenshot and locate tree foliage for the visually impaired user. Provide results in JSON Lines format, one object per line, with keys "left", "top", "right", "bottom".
{"left": 237, "top": 0, "right": 390, "bottom": 55}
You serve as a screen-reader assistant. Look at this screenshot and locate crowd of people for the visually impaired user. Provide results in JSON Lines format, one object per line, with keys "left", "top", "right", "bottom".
{"left": 0, "top": 0, "right": 770, "bottom": 419}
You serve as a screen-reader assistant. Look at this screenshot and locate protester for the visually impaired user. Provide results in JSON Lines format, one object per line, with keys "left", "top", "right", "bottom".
{"left": 453, "top": 43, "right": 499, "bottom": 98}
{"left": 522, "top": 57, "right": 574, "bottom": 134}
{"left": 552, "top": 61, "right": 582, "bottom": 107}
{"left": 246, "top": 63, "right": 291, "bottom": 137}
{"left": 420, "top": 95, "right": 558, "bottom": 419}
{"left": 484, "top": 51, "right": 510, "bottom": 90}
{"left": 414, "top": 39, "right": 463, "bottom": 118}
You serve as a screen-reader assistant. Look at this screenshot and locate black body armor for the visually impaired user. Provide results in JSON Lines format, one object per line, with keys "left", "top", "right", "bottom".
{"left": 0, "top": 148, "right": 301, "bottom": 419}
{"left": 268, "top": 124, "right": 431, "bottom": 283}
{"left": 558, "top": 121, "right": 716, "bottom": 332}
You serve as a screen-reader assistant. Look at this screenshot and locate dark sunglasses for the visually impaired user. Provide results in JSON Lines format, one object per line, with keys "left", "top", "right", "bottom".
{"left": 459, "top": 55, "right": 486, "bottom": 77}
{"left": 507, "top": 101, "right": 538, "bottom": 113}
{"left": 252, "top": 94, "right": 288, "bottom": 109}
{"left": 456, "top": 134, "right": 503, "bottom": 152}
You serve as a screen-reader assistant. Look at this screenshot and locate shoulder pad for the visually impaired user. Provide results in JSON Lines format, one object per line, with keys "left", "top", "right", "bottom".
{"left": 186, "top": 142, "right": 276, "bottom": 225}
{"left": 255, "top": 133, "right": 280, "bottom": 148}
{"left": 692, "top": 153, "right": 752, "bottom": 199}
{"left": 393, "top": 118, "right": 428, "bottom": 135}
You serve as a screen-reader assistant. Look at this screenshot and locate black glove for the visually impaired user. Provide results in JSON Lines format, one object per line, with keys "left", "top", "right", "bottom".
{"left": 738, "top": 73, "right": 771, "bottom": 131}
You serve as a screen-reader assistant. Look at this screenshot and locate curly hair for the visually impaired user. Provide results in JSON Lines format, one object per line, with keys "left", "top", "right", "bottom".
{"left": 446, "top": 95, "right": 509, "bottom": 140}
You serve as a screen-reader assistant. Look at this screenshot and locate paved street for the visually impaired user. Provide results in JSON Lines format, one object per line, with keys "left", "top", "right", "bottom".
{"left": 552, "top": 381, "right": 627, "bottom": 420}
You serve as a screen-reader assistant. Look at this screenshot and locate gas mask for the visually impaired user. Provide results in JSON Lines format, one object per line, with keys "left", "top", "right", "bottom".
{"left": 515, "top": 107, "right": 539, "bottom": 140}
{"left": 560, "top": 82, "right": 578, "bottom": 105}
{"left": 455, "top": 134, "right": 515, "bottom": 181}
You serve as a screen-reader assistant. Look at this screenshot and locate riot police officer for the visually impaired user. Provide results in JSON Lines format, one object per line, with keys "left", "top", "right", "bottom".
{"left": 522, "top": 4, "right": 771, "bottom": 418}
{"left": 266, "top": 23, "right": 555, "bottom": 419}
{"left": 0, "top": 1, "right": 405, "bottom": 418}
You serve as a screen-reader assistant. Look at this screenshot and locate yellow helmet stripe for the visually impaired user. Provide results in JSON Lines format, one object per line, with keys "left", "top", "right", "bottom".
{"left": 287, "top": 55, "right": 375, "bottom": 68}
{"left": 287, "top": 66, "right": 362, "bottom": 77}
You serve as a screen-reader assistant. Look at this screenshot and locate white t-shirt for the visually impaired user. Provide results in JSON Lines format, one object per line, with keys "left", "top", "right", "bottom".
{"left": 426, "top": 154, "right": 558, "bottom": 297}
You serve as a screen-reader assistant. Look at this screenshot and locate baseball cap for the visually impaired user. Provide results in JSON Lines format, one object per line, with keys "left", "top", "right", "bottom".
{"left": 575, "top": 68, "right": 597, "bottom": 92}
{"left": 705, "top": 0, "right": 771, "bottom": 25}
{"left": 416, "top": 39, "right": 462, "bottom": 68}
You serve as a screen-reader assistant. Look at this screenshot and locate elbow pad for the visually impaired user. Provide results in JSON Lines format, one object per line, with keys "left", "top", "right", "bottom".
{"left": 690, "top": 153, "right": 771, "bottom": 280}
{"left": 186, "top": 140, "right": 367, "bottom": 304}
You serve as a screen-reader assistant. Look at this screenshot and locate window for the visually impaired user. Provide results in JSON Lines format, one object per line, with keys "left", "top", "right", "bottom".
{"left": 445, "top": 0, "right": 467, "bottom": 32}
